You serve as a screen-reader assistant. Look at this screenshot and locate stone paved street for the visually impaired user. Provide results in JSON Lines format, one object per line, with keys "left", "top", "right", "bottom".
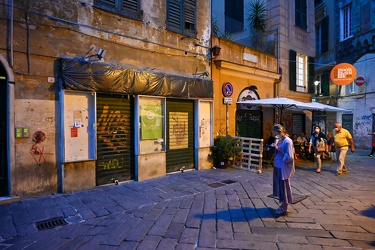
{"left": 0, "top": 149, "right": 374, "bottom": 249}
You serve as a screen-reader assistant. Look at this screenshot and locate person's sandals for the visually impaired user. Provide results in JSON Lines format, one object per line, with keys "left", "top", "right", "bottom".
{"left": 316, "top": 169, "right": 321, "bottom": 173}
{"left": 275, "top": 207, "right": 288, "bottom": 216}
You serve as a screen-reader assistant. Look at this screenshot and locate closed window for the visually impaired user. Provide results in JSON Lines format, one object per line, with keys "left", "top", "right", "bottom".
{"left": 167, "top": 0, "right": 196, "bottom": 36}
{"left": 296, "top": 53, "right": 307, "bottom": 92}
{"left": 289, "top": 50, "right": 315, "bottom": 93}
{"left": 295, "top": 0, "right": 307, "bottom": 30}
{"left": 315, "top": 16, "right": 329, "bottom": 55}
{"left": 94, "top": 0, "right": 141, "bottom": 20}
{"left": 225, "top": 0, "right": 244, "bottom": 33}
{"left": 340, "top": 4, "right": 352, "bottom": 40}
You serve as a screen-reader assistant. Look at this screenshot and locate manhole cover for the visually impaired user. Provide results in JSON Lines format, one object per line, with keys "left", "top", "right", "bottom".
{"left": 207, "top": 182, "right": 226, "bottom": 188}
{"left": 35, "top": 216, "right": 68, "bottom": 230}
{"left": 220, "top": 179, "right": 237, "bottom": 184}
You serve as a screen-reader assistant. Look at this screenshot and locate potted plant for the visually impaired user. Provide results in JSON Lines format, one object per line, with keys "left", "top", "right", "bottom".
{"left": 209, "top": 136, "right": 242, "bottom": 169}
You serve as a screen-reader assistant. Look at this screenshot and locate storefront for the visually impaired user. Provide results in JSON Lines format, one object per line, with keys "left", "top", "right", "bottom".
{"left": 60, "top": 59, "right": 213, "bottom": 192}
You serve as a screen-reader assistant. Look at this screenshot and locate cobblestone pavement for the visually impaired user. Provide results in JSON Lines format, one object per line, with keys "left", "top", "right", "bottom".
{"left": 0, "top": 149, "right": 374, "bottom": 249}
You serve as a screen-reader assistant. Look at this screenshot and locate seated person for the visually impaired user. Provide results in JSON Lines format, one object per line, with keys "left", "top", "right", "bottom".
{"left": 297, "top": 132, "right": 308, "bottom": 145}
{"left": 291, "top": 134, "right": 298, "bottom": 144}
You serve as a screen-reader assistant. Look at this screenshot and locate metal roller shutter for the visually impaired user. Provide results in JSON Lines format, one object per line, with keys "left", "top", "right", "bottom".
{"left": 166, "top": 99, "right": 194, "bottom": 173}
{"left": 96, "top": 94, "right": 134, "bottom": 185}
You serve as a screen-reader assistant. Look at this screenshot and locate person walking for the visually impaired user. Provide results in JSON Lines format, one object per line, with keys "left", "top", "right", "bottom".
{"left": 367, "top": 132, "right": 375, "bottom": 157}
{"left": 272, "top": 124, "right": 295, "bottom": 215}
{"left": 308, "top": 125, "right": 328, "bottom": 173}
{"left": 333, "top": 122, "right": 355, "bottom": 175}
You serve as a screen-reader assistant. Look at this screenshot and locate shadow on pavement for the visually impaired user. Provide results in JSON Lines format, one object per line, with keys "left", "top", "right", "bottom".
{"left": 195, "top": 207, "right": 275, "bottom": 222}
{"left": 361, "top": 206, "right": 375, "bottom": 219}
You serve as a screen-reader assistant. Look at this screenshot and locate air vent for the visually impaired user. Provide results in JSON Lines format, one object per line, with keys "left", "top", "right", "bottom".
{"left": 35, "top": 217, "right": 68, "bottom": 230}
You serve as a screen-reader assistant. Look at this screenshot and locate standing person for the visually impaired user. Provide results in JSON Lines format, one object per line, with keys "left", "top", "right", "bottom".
{"left": 327, "top": 131, "right": 335, "bottom": 160}
{"left": 308, "top": 125, "right": 328, "bottom": 173}
{"left": 367, "top": 132, "right": 375, "bottom": 157}
{"left": 333, "top": 122, "right": 355, "bottom": 175}
{"left": 272, "top": 124, "right": 295, "bottom": 215}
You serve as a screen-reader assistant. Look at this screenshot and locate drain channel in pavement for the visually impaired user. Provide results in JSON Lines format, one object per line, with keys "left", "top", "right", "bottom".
{"left": 35, "top": 216, "right": 68, "bottom": 230}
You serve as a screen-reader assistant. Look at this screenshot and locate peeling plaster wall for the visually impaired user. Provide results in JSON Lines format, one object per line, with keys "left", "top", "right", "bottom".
{"left": 0, "top": 0, "right": 212, "bottom": 199}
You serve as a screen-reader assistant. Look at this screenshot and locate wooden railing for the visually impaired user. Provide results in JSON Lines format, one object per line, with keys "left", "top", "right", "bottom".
{"left": 232, "top": 137, "right": 264, "bottom": 173}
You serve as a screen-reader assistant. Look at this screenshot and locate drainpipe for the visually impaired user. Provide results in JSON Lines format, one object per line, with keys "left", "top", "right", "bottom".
{"left": 9, "top": 0, "right": 14, "bottom": 68}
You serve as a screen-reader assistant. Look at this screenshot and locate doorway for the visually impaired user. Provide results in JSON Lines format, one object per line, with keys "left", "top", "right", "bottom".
{"left": 0, "top": 64, "right": 9, "bottom": 196}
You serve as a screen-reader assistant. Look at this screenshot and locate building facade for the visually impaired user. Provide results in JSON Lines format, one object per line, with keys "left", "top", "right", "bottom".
{"left": 0, "top": 0, "right": 214, "bottom": 200}
{"left": 314, "top": 0, "right": 375, "bottom": 149}
{"left": 212, "top": 0, "right": 316, "bottom": 138}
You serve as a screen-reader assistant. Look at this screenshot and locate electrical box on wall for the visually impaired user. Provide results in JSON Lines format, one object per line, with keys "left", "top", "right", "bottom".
{"left": 15, "top": 127, "right": 30, "bottom": 138}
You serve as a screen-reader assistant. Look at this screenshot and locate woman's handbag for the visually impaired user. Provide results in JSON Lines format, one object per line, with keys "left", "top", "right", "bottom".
{"left": 316, "top": 138, "right": 326, "bottom": 152}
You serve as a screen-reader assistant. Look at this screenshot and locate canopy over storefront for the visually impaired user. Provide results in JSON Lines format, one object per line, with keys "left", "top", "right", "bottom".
{"left": 60, "top": 59, "right": 213, "bottom": 99}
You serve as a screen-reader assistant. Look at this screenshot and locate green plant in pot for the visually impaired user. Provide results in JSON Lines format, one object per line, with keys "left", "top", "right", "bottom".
{"left": 209, "top": 136, "right": 242, "bottom": 169}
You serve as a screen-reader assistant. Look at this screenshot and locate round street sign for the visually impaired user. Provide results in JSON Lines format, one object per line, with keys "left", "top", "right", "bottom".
{"left": 222, "top": 82, "right": 233, "bottom": 97}
{"left": 355, "top": 76, "right": 365, "bottom": 86}
{"left": 330, "top": 63, "right": 357, "bottom": 86}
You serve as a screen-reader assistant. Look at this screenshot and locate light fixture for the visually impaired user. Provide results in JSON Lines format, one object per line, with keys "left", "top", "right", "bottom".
{"left": 314, "top": 80, "right": 320, "bottom": 86}
{"left": 211, "top": 45, "right": 221, "bottom": 57}
{"left": 83, "top": 47, "right": 107, "bottom": 61}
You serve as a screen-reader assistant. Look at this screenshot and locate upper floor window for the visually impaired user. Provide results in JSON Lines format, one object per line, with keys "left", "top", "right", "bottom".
{"left": 225, "top": 0, "right": 244, "bottom": 33}
{"left": 340, "top": 4, "right": 352, "bottom": 40}
{"left": 315, "top": 16, "right": 329, "bottom": 55}
{"left": 296, "top": 53, "right": 307, "bottom": 92}
{"left": 94, "top": 0, "right": 141, "bottom": 20}
{"left": 289, "top": 50, "right": 315, "bottom": 93}
{"left": 167, "top": 0, "right": 196, "bottom": 36}
{"left": 295, "top": 0, "right": 307, "bottom": 30}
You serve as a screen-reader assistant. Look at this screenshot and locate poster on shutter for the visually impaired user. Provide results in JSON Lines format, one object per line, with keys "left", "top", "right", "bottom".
{"left": 169, "top": 112, "right": 188, "bottom": 149}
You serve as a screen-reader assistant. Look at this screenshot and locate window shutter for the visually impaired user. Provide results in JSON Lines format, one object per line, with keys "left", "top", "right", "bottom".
{"left": 167, "top": 0, "right": 183, "bottom": 33}
{"left": 121, "top": 0, "right": 140, "bottom": 18}
{"left": 308, "top": 56, "right": 315, "bottom": 94}
{"left": 321, "top": 16, "right": 329, "bottom": 53}
{"left": 184, "top": 0, "right": 196, "bottom": 33}
{"left": 289, "top": 50, "right": 297, "bottom": 91}
{"left": 321, "top": 72, "right": 330, "bottom": 96}
{"left": 95, "top": 0, "right": 117, "bottom": 11}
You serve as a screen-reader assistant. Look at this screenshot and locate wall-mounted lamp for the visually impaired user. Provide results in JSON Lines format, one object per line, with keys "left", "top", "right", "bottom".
{"left": 84, "top": 47, "right": 107, "bottom": 61}
{"left": 211, "top": 45, "right": 221, "bottom": 57}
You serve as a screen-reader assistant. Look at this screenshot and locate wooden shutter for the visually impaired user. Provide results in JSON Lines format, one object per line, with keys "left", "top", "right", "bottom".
{"left": 308, "top": 56, "right": 315, "bottom": 94}
{"left": 121, "top": 0, "right": 140, "bottom": 18}
{"left": 321, "top": 16, "right": 329, "bottom": 53}
{"left": 184, "top": 0, "right": 196, "bottom": 33}
{"left": 167, "top": 0, "right": 182, "bottom": 33}
{"left": 321, "top": 72, "right": 330, "bottom": 96}
{"left": 95, "top": 0, "right": 116, "bottom": 11}
{"left": 289, "top": 50, "right": 297, "bottom": 91}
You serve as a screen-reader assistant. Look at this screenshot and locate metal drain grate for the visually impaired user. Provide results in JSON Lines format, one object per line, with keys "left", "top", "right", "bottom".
{"left": 35, "top": 216, "right": 68, "bottom": 230}
{"left": 220, "top": 179, "right": 237, "bottom": 184}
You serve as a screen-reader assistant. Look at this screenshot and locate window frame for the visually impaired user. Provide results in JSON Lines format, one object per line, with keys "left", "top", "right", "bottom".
{"left": 296, "top": 53, "right": 307, "bottom": 92}
{"left": 94, "top": 0, "right": 141, "bottom": 20}
{"left": 225, "top": 0, "right": 244, "bottom": 33}
{"left": 166, "top": 0, "right": 197, "bottom": 36}
{"left": 340, "top": 4, "right": 352, "bottom": 41}
{"left": 295, "top": 0, "right": 307, "bottom": 30}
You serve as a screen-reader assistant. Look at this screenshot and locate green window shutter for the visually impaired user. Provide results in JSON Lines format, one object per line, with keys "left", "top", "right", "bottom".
{"left": 184, "top": 0, "right": 196, "bottom": 34}
{"left": 121, "top": 0, "right": 140, "bottom": 19}
{"left": 321, "top": 72, "right": 330, "bottom": 96}
{"left": 167, "top": 0, "right": 183, "bottom": 33}
{"left": 289, "top": 50, "right": 297, "bottom": 91}
{"left": 95, "top": 0, "right": 117, "bottom": 12}
{"left": 308, "top": 56, "right": 315, "bottom": 94}
{"left": 321, "top": 16, "right": 329, "bottom": 53}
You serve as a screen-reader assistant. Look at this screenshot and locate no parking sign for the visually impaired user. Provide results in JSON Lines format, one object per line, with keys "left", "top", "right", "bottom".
{"left": 222, "top": 82, "right": 233, "bottom": 97}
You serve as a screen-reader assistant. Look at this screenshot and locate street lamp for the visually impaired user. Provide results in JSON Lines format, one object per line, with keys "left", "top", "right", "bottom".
{"left": 314, "top": 80, "right": 320, "bottom": 96}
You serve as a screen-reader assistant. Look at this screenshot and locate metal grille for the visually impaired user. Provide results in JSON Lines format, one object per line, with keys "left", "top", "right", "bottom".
{"left": 35, "top": 217, "right": 68, "bottom": 230}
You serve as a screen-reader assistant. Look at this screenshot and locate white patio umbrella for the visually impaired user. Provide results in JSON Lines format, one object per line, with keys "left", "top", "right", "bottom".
{"left": 237, "top": 97, "right": 324, "bottom": 122}
{"left": 303, "top": 102, "right": 349, "bottom": 112}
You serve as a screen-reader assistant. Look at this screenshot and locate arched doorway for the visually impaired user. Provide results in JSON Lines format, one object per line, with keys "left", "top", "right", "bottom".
{"left": 0, "top": 55, "right": 14, "bottom": 197}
